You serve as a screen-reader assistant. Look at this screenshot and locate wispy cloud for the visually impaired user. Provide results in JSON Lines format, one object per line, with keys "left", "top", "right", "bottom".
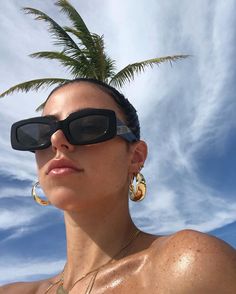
{"left": 0, "top": 205, "right": 47, "bottom": 230}
{"left": 0, "top": 112, "right": 36, "bottom": 181}
{"left": 0, "top": 186, "right": 30, "bottom": 199}
{"left": 0, "top": 258, "right": 65, "bottom": 284}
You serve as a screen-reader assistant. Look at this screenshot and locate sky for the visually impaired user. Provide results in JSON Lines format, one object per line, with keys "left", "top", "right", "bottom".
{"left": 0, "top": 0, "right": 236, "bottom": 285}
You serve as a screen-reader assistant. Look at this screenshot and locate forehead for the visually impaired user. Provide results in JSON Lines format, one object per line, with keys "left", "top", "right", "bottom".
{"left": 43, "top": 82, "right": 124, "bottom": 119}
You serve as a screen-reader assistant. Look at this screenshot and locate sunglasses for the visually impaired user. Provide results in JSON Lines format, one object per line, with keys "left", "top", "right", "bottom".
{"left": 11, "top": 108, "right": 138, "bottom": 151}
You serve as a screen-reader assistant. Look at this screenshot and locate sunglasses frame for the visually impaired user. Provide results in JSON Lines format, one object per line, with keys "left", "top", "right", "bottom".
{"left": 11, "top": 108, "right": 137, "bottom": 151}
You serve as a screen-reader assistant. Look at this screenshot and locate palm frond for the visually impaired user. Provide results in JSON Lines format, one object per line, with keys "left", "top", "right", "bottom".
{"left": 23, "top": 7, "right": 79, "bottom": 54}
{"left": 63, "top": 26, "right": 83, "bottom": 43}
{"left": 91, "top": 34, "right": 106, "bottom": 81}
{"left": 55, "top": 0, "right": 112, "bottom": 80}
{"left": 104, "top": 57, "right": 117, "bottom": 83}
{"left": 55, "top": 0, "right": 95, "bottom": 52}
{"left": 63, "top": 31, "right": 108, "bottom": 79}
{"left": 29, "top": 51, "right": 90, "bottom": 77}
{"left": 0, "top": 78, "right": 68, "bottom": 99}
{"left": 109, "top": 55, "right": 189, "bottom": 88}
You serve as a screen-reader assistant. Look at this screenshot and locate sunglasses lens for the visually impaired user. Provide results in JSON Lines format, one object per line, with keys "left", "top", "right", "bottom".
{"left": 69, "top": 115, "right": 110, "bottom": 143}
{"left": 16, "top": 123, "right": 51, "bottom": 149}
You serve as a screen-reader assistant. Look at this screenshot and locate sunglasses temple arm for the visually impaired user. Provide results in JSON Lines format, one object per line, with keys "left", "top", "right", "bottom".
{"left": 117, "top": 125, "right": 138, "bottom": 142}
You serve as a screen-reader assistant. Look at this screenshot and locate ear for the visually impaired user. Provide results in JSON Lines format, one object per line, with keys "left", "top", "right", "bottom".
{"left": 128, "top": 140, "right": 148, "bottom": 174}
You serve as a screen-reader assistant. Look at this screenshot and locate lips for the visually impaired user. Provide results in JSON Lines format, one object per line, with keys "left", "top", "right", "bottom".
{"left": 46, "top": 158, "right": 83, "bottom": 175}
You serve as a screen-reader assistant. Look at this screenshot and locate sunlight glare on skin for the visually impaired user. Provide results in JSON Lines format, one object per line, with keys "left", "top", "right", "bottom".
{"left": 110, "top": 277, "right": 124, "bottom": 288}
{"left": 173, "top": 251, "right": 195, "bottom": 274}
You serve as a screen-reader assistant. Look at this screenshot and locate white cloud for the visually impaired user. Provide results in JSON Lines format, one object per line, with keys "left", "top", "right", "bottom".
{"left": 0, "top": 206, "right": 46, "bottom": 230}
{"left": 0, "top": 258, "right": 65, "bottom": 284}
{"left": 0, "top": 186, "right": 31, "bottom": 199}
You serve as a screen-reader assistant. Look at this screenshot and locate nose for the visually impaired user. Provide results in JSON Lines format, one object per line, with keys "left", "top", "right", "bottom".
{"left": 51, "top": 129, "right": 75, "bottom": 152}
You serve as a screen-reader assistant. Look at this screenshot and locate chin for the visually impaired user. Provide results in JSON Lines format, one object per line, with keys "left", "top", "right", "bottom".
{"left": 46, "top": 188, "right": 92, "bottom": 211}
{"left": 50, "top": 196, "right": 83, "bottom": 212}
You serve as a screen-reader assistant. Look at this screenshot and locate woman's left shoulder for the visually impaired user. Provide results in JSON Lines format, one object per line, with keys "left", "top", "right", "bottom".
{"left": 163, "top": 228, "right": 236, "bottom": 255}
{"left": 149, "top": 229, "right": 236, "bottom": 293}
{"left": 161, "top": 228, "right": 235, "bottom": 248}
{"left": 152, "top": 228, "right": 236, "bottom": 268}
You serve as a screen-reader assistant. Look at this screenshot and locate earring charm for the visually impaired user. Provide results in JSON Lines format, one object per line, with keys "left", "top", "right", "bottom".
{"left": 31, "top": 181, "right": 50, "bottom": 206}
{"left": 129, "top": 173, "right": 146, "bottom": 202}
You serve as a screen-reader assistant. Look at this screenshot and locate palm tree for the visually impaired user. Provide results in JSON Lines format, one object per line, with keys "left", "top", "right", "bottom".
{"left": 0, "top": 0, "right": 188, "bottom": 110}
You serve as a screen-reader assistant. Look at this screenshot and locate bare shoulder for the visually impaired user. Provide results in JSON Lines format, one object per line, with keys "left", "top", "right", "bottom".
{"left": 150, "top": 229, "right": 236, "bottom": 293}
{"left": 0, "top": 278, "right": 52, "bottom": 294}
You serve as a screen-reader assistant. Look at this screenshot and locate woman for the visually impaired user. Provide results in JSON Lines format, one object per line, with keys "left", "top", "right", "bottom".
{"left": 1, "top": 78, "right": 235, "bottom": 293}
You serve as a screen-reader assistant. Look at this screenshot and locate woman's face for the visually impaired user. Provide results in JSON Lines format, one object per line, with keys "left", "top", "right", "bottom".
{"left": 35, "top": 82, "right": 137, "bottom": 211}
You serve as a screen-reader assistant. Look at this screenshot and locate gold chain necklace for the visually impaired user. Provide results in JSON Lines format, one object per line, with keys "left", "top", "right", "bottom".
{"left": 44, "top": 229, "right": 140, "bottom": 294}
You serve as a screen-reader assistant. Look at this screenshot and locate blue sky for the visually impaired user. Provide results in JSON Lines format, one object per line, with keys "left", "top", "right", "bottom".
{"left": 0, "top": 0, "right": 235, "bottom": 284}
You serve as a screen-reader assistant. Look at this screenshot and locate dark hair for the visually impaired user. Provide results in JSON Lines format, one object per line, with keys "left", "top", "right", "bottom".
{"left": 46, "top": 78, "right": 140, "bottom": 140}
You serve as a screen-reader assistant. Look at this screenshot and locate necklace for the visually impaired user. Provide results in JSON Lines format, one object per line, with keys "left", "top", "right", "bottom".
{"left": 44, "top": 229, "right": 140, "bottom": 294}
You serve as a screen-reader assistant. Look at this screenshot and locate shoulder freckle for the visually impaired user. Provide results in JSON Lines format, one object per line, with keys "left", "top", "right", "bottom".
{"left": 154, "top": 229, "right": 236, "bottom": 293}
{"left": 162, "top": 229, "right": 236, "bottom": 260}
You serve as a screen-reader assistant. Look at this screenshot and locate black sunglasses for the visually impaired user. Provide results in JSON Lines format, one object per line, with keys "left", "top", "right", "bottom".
{"left": 11, "top": 108, "right": 138, "bottom": 151}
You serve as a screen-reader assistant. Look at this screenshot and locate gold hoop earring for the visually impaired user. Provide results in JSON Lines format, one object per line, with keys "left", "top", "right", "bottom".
{"left": 31, "top": 182, "right": 50, "bottom": 206}
{"left": 129, "top": 173, "right": 146, "bottom": 202}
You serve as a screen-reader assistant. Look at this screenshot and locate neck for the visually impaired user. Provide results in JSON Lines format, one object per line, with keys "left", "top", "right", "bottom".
{"left": 62, "top": 194, "right": 137, "bottom": 289}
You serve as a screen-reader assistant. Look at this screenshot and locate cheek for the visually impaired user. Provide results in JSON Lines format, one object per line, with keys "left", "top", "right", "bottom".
{"left": 87, "top": 144, "right": 130, "bottom": 190}
{"left": 35, "top": 149, "right": 52, "bottom": 177}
